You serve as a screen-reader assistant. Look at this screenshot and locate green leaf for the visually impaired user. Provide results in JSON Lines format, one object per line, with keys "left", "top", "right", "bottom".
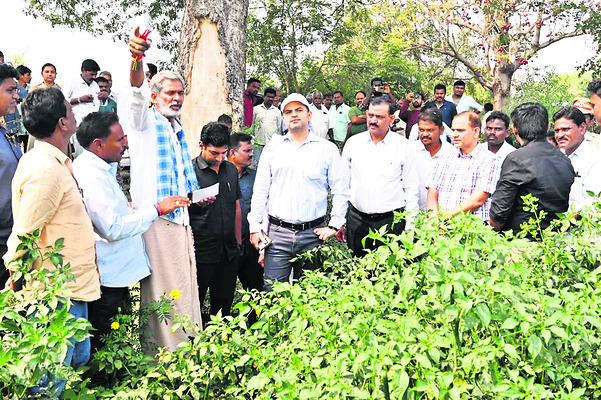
{"left": 474, "top": 303, "right": 491, "bottom": 327}
{"left": 527, "top": 335, "right": 542, "bottom": 359}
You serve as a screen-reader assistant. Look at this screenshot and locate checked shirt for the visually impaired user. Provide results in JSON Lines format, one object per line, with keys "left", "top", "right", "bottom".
{"left": 428, "top": 144, "right": 501, "bottom": 221}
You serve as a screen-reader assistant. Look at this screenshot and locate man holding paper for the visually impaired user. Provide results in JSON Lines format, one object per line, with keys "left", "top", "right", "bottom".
{"left": 190, "top": 122, "right": 242, "bottom": 319}
{"left": 128, "top": 28, "right": 207, "bottom": 352}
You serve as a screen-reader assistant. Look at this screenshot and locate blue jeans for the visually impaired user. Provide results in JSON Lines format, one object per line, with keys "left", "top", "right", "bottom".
{"left": 264, "top": 224, "right": 322, "bottom": 291}
{"left": 31, "top": 300, "right": 90, "bottom": 397}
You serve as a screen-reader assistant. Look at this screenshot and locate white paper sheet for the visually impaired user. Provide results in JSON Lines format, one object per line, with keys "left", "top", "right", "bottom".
{"left": 189, "top": 183, "right": 219, "bottom": 203}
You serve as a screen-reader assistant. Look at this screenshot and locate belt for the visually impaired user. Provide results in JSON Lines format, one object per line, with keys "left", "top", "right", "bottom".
{"left": 349, "top": 204, "right": 404, "bottom": 220}
{"left": 268, "top": 215, "right": 325, "bottom": 231}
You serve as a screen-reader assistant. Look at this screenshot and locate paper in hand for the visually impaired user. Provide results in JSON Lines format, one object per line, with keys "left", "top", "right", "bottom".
{"left": 189, "top": 183, "right": 219, "bottom": 203}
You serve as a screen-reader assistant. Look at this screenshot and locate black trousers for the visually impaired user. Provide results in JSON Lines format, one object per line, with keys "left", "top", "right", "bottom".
{"left": 197, "top": 248, "right": 239, "bottom": 317}
{"left": 237, "top": 246, "right": 264, "bottom": 292}
{"left": 346, "top": 205, "right": 405, "bottom": 258}
{"left": 88, "top": 286, "right": 131, "bottom": 353}
{"left": 0, "top": 243, "right": 8, "bottom": 288}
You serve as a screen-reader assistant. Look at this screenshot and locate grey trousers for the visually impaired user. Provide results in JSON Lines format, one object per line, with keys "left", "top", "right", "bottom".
{"left": 264, "top": 224, "right": 322, "bottom": 291}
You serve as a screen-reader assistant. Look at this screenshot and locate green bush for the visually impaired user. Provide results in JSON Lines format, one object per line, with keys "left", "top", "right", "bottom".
{"left": 98, "top": 200, "right": 601, "bottom": 399}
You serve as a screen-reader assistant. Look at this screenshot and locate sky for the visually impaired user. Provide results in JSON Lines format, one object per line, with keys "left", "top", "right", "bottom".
{"left": 2, "top": 1, "right": 598, "bottom": 94}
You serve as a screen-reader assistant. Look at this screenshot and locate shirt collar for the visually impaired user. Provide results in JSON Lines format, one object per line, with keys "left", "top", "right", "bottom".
{"left": 34, "top": 140, "right": 71, "bottom": 165}
{"left": 283, "top": 130, "right": 320, "bottom": 143}
{"left": 79, "top": 149, "right": 117, "bottom": 175}
{"left": 457, "top": 142, "right": 485, "bottom": 158}
{"left": 365, "top": 130, "right": 395, "bottom": 145}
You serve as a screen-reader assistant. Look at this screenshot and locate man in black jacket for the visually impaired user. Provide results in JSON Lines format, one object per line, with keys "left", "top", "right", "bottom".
{"left": 489, "top": 103, "right": 575, "bottom": 235}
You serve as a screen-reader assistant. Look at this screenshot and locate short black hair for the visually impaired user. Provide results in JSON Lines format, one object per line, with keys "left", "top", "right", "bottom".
{"left": 201, "top": 122, "right": 230, "bottom": 147}
{"left": 484, "top": 102, "right": 493, "bottom": 112}
{"left": 333, "top": 91, "right": 343, "bottom": 97}
{"left": 95, "top": 76, "right": 109, "bottom": 85}
{"left": 355, "top": 90, "right": 366, "bottom": 97}
{"left": 230, "top": 132, "right": 252, "bottom": 152}
{"left": 77, "top": 112, "right": 120, "bottom": 148}
{"left": 486, "top": 111, "right": 511, "bottom": 130}
{"left": 369, "top": 96, "right": 395, "bottom": 115}
{"left": 552, "top": 106, "right": 586, "bottom": 127}
{"left": 510, "top": 102, "right": 549, "bottom": 141}
{"left": 41, "top": 63, "right": 56, "bottom": 73}
{"left": 324, "top": 93, "right": 333, "bottom": 98}
{"left": 453, "top": 80, "right": 466, "bottom": 87}
{"left": 418, "top": 107, "right": 443, "bottom": 128}
{"left": 434, "top": 84, "right": 446, "bottom": 93}
{"left": 587, "top": 79, "right": 601, "bottom": 97}
{"left": 371, "top": 77, "right": 383, "bottom": 86}
{"left": 147, "top": 63, "right": 158, "bottom": 76}
{"left": 264, "top": 87, "right": 276, "bottom": 96}
{"left": 81, "top": 59, "right": 100, "bottom": 72}
{"left": 247, "top": 78, "right": 261, "bottom": 86}
{"left": 0, "top": 63, "right": 19, "bottom": 85}
{"left": 21, "top": 87, "right": 67, "bottom": 139}
{"left": 16, "top": 65, "right": 31, "bottom": 76}
{"left": 217, "top": 114, "right": 232, "bottom": 125}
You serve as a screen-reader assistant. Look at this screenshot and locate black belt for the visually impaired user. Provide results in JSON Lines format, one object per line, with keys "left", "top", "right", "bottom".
{"left": 268, "top": 216, "right": 325, "bottom": 231}
{"left": 349, "top": 204, "right": 404, "bottom": 220}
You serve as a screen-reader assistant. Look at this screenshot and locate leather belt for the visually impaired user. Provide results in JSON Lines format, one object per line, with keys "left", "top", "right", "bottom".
{"left": 349, "top": 204, "right": 404, "bottom": 220}
{"left": 268, "top": 215, "right": 325, "bottom": 231}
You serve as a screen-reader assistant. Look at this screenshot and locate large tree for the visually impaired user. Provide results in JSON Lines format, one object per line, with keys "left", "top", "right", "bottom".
{"left": 24, "top": 0, "right": 248, "bottom": 154}
{"left": 387, "top": 0, "right": 601, "bottom": 110}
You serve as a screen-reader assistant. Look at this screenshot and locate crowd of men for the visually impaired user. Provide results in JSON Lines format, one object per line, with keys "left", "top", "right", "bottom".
{"left": 2, "top": 33, "right": 601, "bottom": 395}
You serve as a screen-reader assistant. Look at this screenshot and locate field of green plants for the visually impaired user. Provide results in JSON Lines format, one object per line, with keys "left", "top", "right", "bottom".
{"left": 2, "top": 198, "right": 601, "bottom": 399}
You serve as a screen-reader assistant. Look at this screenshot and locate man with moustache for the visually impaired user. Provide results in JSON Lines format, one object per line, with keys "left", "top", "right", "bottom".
{"left": 248, "top": 93, "right": 349, "bottom": 291}
{"left": 552, "top": 106, "right": 601, "bottom": 210}
{"left": 329, "top": 91, "right": 350, "bottom": 146}
{"left": 128, "top": 28, "right": 204, "bottom": 351}
{"left": 427, "top": 111, "right": 501, "bottom": 222}
{"left": 30, "top": 63, "right": 61, "bottom": 91}
{"left": 347, "top": 91, "right": 368, "bottom": 139}
{"left": 73, "top": 112, "right": 189, "bottom": 352}
{"left": 483, "top": 111, "right": 515, "bottom": 163}
{"left": 411, "top": 108, "right": 454, "bottom": 211}
{"left": 253, "top": 87, "right": 282, "bottom": 166}
{"left": 423, "top": 84, "right": 457, "bottom": 129}
{"left": 0, "top": 64, "right": 22, "bottom": 284}
{"left": 343, "top": 97, "right": 419, "bottom": 257}
{"left": 229, "top": 133, "right": 263, "bottom": 292}
{"left": 244, "top": 78, "right": 261, "bottom": 127}
{"left": 308, "top": 90, "right": 330, "bottom": 139}
{"left": 399, "top": 91, "right": 425, "bottom": 139}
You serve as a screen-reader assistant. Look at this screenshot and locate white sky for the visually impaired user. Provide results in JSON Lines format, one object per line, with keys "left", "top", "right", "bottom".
{"left": 2, "top": 1, "right": 597, "bottom": 93}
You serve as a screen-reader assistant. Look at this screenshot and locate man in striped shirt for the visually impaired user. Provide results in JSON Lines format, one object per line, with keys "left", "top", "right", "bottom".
{"left": 426, "top": 111, "right": 501, "bottom": 222}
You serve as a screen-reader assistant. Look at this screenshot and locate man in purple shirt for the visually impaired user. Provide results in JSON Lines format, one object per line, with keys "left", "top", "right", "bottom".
{"left": 244, "top": 78, "right": 261, "bottom": 127}
{"left": 398, "top": 91, "right": 424, "bottom": 138}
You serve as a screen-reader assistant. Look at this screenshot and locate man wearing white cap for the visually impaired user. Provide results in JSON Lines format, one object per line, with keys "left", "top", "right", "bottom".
{"left": 248, "top": 93, "right": 350, "bottom": 291}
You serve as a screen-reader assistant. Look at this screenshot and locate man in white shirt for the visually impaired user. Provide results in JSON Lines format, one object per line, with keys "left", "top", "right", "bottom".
{"left": 552, "top": 106, "right": 601, "bottom": 210}
{"left": 252, "top": 87, "right": 282, "bottom": 166}
{"left": 73, "top": 111, "right": 189, "bottom": 353}
{"left": 248, "top": 93, "right": 350, "bottom": 291}
{"left": 128, "top": 28, "right": 206, "bottom": 352}
{"left": 343, "top": 96, "right": 419, "bottom": 257}
{"left": 411, "top": 108, "right": 454, "bottom": 211}
{"left": 446, "top": 80, "right": 483, "bottom": 114}
{"left": 483, "top": 111, "right": 515, "bottom": 163}
{"left": 308, "top": 90, "right": 330, "bottom": 139}
{"left": 62, "top": 59, "right": 107, "bottom": 156}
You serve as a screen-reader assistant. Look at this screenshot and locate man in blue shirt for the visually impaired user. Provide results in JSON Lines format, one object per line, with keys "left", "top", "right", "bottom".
{"left": 228, "top": 133, "right": 263, "bottom": 292}
{"left": 248, "top": 93, "right": 350, "bottom": 291}
{"left": 0, "top": 63, "right": 21, "bottom": 285}
{"left": 73, "top": 111, "right": 190, "bottom": 353}
{"left": 423, "top": 84, "right": 457, "bottom": 129}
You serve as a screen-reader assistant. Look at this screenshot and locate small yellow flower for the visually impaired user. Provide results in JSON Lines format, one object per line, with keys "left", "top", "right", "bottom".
{"left": 169, "top": 289, "right": 182, "bottom": 300}
{"left": 111, "top": 321, "right": 120, "bottom": 330}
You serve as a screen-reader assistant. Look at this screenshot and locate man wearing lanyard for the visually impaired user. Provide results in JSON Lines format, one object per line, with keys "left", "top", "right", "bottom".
{"left": 248, "top": 93, "right": 350, "bottom": 291}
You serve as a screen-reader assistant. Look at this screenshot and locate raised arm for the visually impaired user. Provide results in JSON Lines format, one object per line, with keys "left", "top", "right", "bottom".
{"left": 129, "top": 27, "right": 152, "bottom": 88}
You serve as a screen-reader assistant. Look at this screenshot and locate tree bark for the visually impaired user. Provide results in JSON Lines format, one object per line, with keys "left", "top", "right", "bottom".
{"left": 492, "top": 62, "right": 514, "bottom": 111}
{"left": 178, "top": 0, "right": 249, "bottom": 156}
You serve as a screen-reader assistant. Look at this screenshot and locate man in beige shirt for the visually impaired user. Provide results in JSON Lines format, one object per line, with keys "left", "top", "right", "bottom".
{"left": 3, "top": 87, "right": 100, "bottom": 396}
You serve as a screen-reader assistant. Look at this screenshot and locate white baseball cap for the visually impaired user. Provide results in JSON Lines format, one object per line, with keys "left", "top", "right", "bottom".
{"left": 280, "top": 93, "right": 310, "bottom": 111}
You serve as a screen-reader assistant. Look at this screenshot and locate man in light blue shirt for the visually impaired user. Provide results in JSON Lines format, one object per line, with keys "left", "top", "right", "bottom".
{"left": 248, "top": 93, "right": 350, "bottom": 291}
{"left": 73, "top": 112, "right": 190, "bottom": 353}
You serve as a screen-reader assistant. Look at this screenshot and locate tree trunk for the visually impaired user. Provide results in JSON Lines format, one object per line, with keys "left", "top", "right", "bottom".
{"left": 492, "top": 64, "right": 514, "bottom": 112}
{"left": 178, "top": 0, "right": 249, "bottom": 156}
